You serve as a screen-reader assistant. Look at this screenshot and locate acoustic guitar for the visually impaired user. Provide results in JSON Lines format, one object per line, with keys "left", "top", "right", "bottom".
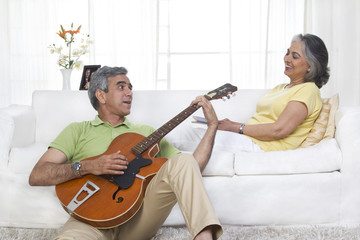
{"left": 55, "top": 83, "right": 237, "bottom": 228}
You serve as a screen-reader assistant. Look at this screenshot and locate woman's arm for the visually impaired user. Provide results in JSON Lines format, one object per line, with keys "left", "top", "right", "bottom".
{"left": 218, "top": 101, "right": 308, "bottom": 141}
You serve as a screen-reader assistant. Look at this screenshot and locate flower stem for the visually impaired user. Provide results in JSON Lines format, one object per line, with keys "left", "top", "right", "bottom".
{"left": 68, "top": 36, "right": 72, "bottom": 69}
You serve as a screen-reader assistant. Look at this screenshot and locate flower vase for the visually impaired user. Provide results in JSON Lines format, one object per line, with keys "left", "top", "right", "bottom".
{"left": 60, "top": 69, "right": 72, "bottom": 90}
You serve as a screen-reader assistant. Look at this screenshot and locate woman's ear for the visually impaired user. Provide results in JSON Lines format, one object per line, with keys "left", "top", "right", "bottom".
{"left": 95, "top": 89, "right": 106, "bottom": 105}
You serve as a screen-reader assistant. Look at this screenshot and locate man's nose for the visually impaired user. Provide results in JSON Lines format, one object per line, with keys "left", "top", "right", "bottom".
{"left": 125, "top": 87, "right": 133, "bottom": 95}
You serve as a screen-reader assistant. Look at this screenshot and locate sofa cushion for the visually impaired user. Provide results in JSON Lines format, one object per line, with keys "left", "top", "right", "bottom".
{"left": 301, "top": 94, "right": 339, "bottom": 147}
{"left": 182, "top": 150, "right": 235, "bottom": 177}
{"left": 8, "top": 143, "right": 48, "bottom": 174}
{"left": 167, "top": 122, "right": 235, "bottom": 176}
{"left": 323, "top": 94, "right": 339, "bottom": 139}
{"left": 202, "top": 150, "right": 234, "bottom": 176}
{"left": 235, "top": 138, "right": 341, "bottom": 175}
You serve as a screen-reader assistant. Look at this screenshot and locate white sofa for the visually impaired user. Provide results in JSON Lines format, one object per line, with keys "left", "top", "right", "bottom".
{"left": 0, "top": 89, "right": 360, "bottom": 230}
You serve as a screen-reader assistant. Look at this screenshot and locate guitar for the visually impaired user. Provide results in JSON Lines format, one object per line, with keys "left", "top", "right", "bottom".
{"left": 55, "top": 83, "right": 237, "bottom": 229}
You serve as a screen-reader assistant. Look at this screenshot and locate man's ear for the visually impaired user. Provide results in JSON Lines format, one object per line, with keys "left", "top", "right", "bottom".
{"left": 95, "top": 89, "right": 106, "bottom": 105}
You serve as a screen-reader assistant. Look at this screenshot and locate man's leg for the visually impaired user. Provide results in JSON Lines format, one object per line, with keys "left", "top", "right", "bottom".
{"left": 55, "top": 153, "right": 222, "bottom": 240}
{"left": 115, "top": 153, "right": 222, "bottom": 240}
{"left": 54, "top": 217, "right": 116, "bottom": 240}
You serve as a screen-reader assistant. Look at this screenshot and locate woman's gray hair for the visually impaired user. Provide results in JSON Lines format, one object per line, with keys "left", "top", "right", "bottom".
{"left": 88, "top": 66, "right": 128, "bottom": 110}
{"left": 292, "top": 34, "right": 330, "bottom": 89}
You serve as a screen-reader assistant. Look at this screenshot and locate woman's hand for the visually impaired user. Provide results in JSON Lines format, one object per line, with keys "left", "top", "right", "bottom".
{"left": 218, "top": 118, "right": 243, "bottom": 133}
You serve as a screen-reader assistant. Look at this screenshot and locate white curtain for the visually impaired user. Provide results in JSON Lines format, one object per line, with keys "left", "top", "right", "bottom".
{"left": 0, "top": 0, "right": 157, "bottom": 108}
{"left": 305, "top": 0, "right": 360, "bottom": 106}
{"left": 90, "top": 0, "right": 158, "bottom": 90}
{"left": 0, "top": 0, "right": 359, "bottom": 108}
{"left": 157, "top": 0, "right": 304, "bottom": 91}
{"left": 0, "top": 0, "right": 90, "bottom": 107}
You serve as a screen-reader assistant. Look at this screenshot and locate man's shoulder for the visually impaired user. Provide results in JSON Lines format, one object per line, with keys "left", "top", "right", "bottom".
{"left": 63, "top": 120, "right": 93, "bottom": 132}
{"left": 128, "top": 121, "right": 155, "bottom": 131}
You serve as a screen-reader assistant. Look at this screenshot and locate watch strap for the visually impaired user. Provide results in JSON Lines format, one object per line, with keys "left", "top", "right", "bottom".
{"left": 71, "top": 162, "right": 82, "bottom": 178}
{"left": 238, "top": 124, "right": 245, "bottom": 134}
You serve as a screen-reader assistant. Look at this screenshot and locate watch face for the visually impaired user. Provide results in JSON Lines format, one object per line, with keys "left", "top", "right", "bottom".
{"left": 72, "top": 162, "right": 81, "bottom": 170}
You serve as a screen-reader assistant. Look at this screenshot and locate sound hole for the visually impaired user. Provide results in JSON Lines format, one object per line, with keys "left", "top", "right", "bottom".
{"left": 116, "top": 197, "right": 124, "bottom": 203}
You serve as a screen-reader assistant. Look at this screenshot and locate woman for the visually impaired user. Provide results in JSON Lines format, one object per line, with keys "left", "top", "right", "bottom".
{"left": 217, "top": 33, "right": 330, "bottom": 152}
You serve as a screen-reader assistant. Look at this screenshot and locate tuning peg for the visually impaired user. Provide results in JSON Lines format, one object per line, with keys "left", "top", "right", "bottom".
{"left": 231, "top": 92, "right": 236, "bottom": 97}
{"left": 221, "top": 96, "right": 227, "bottom": 101}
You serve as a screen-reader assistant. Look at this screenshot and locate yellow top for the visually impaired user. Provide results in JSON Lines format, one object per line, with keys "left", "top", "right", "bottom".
{"left": 246, "top": 82, "right": 322, "bottom": 151}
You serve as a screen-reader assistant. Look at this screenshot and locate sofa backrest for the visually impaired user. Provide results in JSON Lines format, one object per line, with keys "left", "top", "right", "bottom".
{"left": 32, "top": 89, "right": 269, "bottom": 144}
{"left": 33, "top": 91, "right": 97, "bottom": 144}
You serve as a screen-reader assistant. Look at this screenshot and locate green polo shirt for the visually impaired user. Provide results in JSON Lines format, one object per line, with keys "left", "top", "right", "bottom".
{"left": 50, "top": 116, "right": 180, "bottom": 163}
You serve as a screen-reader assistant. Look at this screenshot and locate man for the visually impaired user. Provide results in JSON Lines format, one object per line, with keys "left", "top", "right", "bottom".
{"left": 29, "top": 66, "right": 222, "bottom": 240}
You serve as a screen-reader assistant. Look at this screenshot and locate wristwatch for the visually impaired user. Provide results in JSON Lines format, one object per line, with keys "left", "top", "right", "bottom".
{"left": 238, "top": 124, "right": 245, "bottom": 134}
{"left": 71, "top": 161, "right": 82, "bottom": 177}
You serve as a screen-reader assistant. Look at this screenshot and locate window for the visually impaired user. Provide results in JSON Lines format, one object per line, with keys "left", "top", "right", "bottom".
{"left": 157, "top": 0, "right": 304, "bottom": 90}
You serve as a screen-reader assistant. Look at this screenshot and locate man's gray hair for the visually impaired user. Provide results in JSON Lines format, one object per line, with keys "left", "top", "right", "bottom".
{"left": 88, "top": 66, "right": 128, "bottom": 110}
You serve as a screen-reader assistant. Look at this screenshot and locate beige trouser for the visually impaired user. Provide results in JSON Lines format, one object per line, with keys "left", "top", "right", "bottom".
{"left": 55, "top": 153, "right": 222, "bottom": 240}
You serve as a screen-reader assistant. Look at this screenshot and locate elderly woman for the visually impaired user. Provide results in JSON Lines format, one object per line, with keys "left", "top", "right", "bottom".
{"left": 216, "top": 33, "right": 330, "bottom": 152}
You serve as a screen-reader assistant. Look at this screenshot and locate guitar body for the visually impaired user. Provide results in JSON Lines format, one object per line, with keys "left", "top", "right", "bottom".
{"left": 55, "top": 132, "right": 168, "bottom": 229}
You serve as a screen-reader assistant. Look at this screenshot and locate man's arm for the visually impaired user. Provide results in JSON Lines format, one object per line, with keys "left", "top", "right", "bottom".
{"left": 190, "top": 96, "right": 218, "bottom": 172}
{"left": 29, "top": 148, "right": 129, "bottom": 186}
{"left": 29, "top": 148, "right": 74, "bottom": 186}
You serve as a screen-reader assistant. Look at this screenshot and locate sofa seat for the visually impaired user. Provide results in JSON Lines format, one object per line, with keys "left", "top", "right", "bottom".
{"left": 168, "top": 123, "right": 342, "bottom": 176}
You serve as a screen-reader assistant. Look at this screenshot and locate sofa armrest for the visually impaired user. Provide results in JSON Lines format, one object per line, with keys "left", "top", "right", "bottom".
{"left": 335, "top": 106, "right": 360, "bottom": 162}
{"left": 0, "top": 105, "right": 36, "bottom": 169}
{"left": 0, "top": 105, "right": 36, "bottom": 148}
{"left": 335, "top": 106, "right": 360, "bottom": 223}
{"left": 0, "top": 111, "right": 14, "bottom": 169}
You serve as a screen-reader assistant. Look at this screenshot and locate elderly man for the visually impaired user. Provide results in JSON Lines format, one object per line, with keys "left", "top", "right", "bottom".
{"left": 29, "top": 66, "right": 222, "bottom": 240}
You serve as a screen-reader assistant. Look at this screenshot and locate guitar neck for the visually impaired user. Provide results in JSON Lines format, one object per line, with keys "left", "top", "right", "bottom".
{"left": 131, "top": 104, "right": 198, "bottom": 155}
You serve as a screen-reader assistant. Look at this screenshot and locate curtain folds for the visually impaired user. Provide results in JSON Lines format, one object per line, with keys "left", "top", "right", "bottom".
{"left": 305, "top": 0, "right": 360, "bottom": 105}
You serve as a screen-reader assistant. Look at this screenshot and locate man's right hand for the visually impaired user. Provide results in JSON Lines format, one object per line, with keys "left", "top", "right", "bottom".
{"left": 81, "top": 151, "right": 128, "bottom": 176}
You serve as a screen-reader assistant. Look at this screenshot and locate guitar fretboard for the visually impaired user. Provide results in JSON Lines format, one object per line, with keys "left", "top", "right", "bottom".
{"left": 131, "top": 105, "right": 197, "bottom": 155}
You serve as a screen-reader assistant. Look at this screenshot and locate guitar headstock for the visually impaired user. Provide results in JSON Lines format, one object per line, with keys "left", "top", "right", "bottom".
{"left": 205, "top": 83, "right": 238, "bottom": 101}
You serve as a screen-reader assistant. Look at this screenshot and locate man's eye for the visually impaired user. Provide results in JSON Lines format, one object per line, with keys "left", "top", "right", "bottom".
{"left": 119, "top": 85, "right": 124, "bottom": 89}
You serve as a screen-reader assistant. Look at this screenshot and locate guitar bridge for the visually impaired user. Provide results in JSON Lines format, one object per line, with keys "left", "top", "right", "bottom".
{"left": 66, "top": 181, "right": 100, "bottom": 212}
